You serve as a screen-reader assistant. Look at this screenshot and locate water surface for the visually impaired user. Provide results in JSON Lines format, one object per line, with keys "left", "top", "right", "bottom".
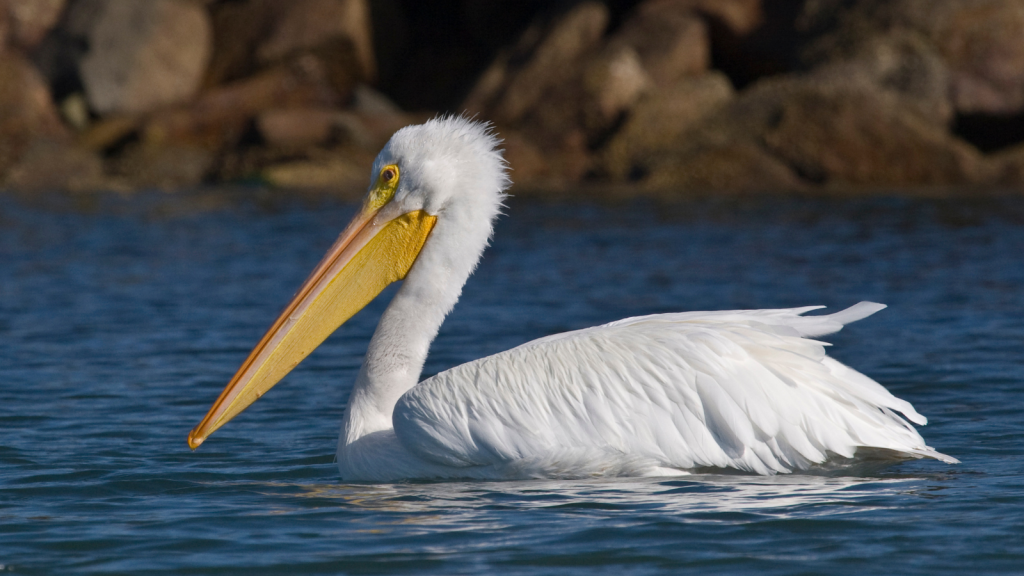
{"left": 1, "top": 192, "right": 1022, "bottom": 574}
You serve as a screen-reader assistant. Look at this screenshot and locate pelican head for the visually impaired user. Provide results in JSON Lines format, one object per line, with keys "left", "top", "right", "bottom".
{"left": 188, "top": 116, "right": 509, "bottom": 449}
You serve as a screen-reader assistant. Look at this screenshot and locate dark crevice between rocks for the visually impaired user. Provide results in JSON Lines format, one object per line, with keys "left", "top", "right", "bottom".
{"left": 371, "top": 0, "right": 555, "bottom": 112}
{"left": 707, "top": 0, "right": 805, "bottom": 90}
{"left": 954, "top": 113, "right": 1024, "bottom": 153}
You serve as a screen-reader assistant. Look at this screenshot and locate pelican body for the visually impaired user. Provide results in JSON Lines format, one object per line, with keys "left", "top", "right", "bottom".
{"left": 188, "top": 117, "right": 957, "bottom": 481}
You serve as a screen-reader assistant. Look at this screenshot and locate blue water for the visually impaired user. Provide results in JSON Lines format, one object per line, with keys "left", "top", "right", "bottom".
{"left": 2, "top": 191, "right": 1023, "bottom": 574}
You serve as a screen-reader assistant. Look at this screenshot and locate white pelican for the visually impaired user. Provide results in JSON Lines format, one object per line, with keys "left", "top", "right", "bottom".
{"left": 188, "top": 116, "right": 958, "bottom": 481}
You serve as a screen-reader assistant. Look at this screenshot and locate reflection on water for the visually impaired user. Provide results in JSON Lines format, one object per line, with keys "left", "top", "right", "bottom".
{"left": 295, "top": 475, "right": 917, "bottom": 518}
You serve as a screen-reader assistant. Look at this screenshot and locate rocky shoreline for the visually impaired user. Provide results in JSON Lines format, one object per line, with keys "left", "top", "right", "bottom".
{"left": 2, "top": 0, "right": 1024, "bottom": 196}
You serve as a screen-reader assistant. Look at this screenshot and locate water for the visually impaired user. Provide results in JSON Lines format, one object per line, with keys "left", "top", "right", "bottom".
{"left": 1, "top": 191, "right": 1023, "bottom": 574}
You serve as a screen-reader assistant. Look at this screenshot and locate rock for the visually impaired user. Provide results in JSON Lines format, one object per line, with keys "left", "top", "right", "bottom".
{"left": 761, "top": 83, "right": 986, "bottom": 187}
{"left": 109, "top": 143, "right": 214, "bottom": 190}
{"left": 671, "top": 0, "right": 763, "bottom": 37}
{"left": 337, "top": 85, "right": 418, "bottom": 150}
{"left": 143, "top": 59, "right": 340, "bottom": 150}
{"left": 78, "top": 0, "right": 212, "bottom": 115}
{"left": 59, "top": 92, "right": 90, "bottom": 131}
{"left": 3, "top": 138, "right": 104, "bottom": 191}
{"left": 257, "top": 108, "right": 341, "bottom": 149}
{"left": 77, "top": 115, "right": 142, "bottom": 152}
{"left": 579, "top": 44, "right": 650, "bottom": 138}
{"left": 802, "top": 0, "right": 1024, "bottom": 116}
{"left": 0, "top": 53, "right": 69, "bottom": 178}
{"left": 256, "top": 0, "right": 374, "bottom": 80}
{"left": 202, "top": 0, "right": 278, "bottom": 87}
{"left": 463, "top": 2, "right": 609, "bottom": 125}
{"left": 262, "top": 155, "right": 365, "bottom": 191}
{"left": 5, "top": 0, "right": 66, "bottom": 49}
{"left": 647, "top": 140, "right": 806, "bottom": 192}
{"left": 500, "top": 129, "right": 551, "bottom": 186}
{"left": 204, "top": 0, "right": 371, "bottom": 91}
{"left": 991, "top": 143, "right": 1024, "bottom": 187}
{"left": 608, "top": 1, "right": 710, "bottom": 88}
{"left": 602, "top": 72, "right": 733, "bottom": 180}
{"left": 0, "top": 1, "right": 10, "bottom": 48}
{"left": 644, "top": 71, "right": 989, "bottom": 192}
{"left": 931, "top": 0, "right": 1024, "bottom": 115}
{"left": 460, "top": 2, "right": 613, "bottom": 184}
{"left": 814, "top": 31, "right": 953, "bottom": 126}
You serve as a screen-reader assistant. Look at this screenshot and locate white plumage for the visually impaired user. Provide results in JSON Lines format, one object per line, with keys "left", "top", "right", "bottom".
{"left": 190, "top": 116, "right": 957, "bottom": 481}
{"left": 333, "top": 117, "right": 955, "bottom": 481}
{"left": 343, "top": 302, "right": 957, "bottom": 481}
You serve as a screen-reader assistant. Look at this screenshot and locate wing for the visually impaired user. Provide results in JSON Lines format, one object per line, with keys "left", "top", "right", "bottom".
{"left": 393, "top": 303, "right": 957, "bottom": 475}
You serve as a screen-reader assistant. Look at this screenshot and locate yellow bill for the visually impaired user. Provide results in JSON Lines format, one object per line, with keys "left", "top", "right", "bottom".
{"left": 188, "top": 166, "right": 435, "bottom": 449}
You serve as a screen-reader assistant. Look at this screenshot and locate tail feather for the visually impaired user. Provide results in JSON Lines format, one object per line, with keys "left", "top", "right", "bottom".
{"left": 794, "top": 302, "right": 887, "bottom": 338}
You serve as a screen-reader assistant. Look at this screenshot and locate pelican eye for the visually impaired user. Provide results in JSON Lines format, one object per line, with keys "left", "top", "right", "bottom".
{"left": 368, "top": 164, "right": 400, "bottom": 209}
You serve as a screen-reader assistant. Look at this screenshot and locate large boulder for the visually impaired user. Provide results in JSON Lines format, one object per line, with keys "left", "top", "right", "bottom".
{"left": 578, "top": 44, "right": 651, "bottom": 140}
{"left": 643, "top": 69, "right": 989, "bottom": 192}
{"left": 806, "top": 30, "right": 954, "bottom": 126}
{"left": 256, "top": 0, "right": 373, "bottom": 79}
{"left": 461, "top": 2, "right": 610, "bottom": 183}
{"left": 931, "top": 0, "right": 1024, "bottom": 115}
{"left": 204, "top": 0, "right": 373, "bottom": 90}
{"left": 77, "top": 0, "right": 212, "bottom": 115}
{"left": 463, "top": 2, "right": 609, "bottom": 125}
{"left": 760, "top": 83, "right": 985, "bottom": 187}
{"left": 602, "top": 72, "right": 733, "bottom": 180}
{"left": 648, "top": 139, "right": 807, "bottom": 193}
{"left": 607, "top": 1, "right": 710, "bottom": 88}
{"left": 803, "top": 0, "right": 1024, "bottom": 116}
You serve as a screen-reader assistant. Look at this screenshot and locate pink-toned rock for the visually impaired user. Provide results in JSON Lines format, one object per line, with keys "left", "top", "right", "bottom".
{"left": 256, "top": 0, "right": 374, "bottom": 80}
{"left": 6, "top": 0, "right": 66, "bottom": 49}
{"left": 79, "top": 0, "right": 212, "bottom": 115}
{"left": 0, "top": 53, "right": 69, "bottom": 177}
{"left": 609, "top": 1, "right": 710, "bottom": 87}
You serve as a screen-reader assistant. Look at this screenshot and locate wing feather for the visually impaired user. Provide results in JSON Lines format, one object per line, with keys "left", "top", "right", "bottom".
{"left": 393, "top": 303, "right": 958, "bottom": 476}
